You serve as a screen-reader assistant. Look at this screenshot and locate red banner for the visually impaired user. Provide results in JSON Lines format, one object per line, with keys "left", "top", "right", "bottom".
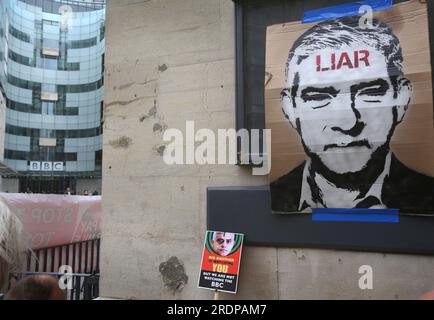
{"left": 1, "top": 193, "right": 101, "bottom": 250}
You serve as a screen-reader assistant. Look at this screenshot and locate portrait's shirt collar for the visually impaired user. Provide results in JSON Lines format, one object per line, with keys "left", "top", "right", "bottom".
{"left": 298, "top": 152, "right": 392, "bottom": 211}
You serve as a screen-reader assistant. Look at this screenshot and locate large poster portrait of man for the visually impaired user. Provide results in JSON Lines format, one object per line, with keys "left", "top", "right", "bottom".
{"left": 266, "top": 0, "right": 434, "bottom": 215}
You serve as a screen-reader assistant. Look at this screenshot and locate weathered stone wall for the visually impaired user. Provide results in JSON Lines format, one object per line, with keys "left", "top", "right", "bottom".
{"left": 100, "top": 0, "right": 434, "bottom": 299}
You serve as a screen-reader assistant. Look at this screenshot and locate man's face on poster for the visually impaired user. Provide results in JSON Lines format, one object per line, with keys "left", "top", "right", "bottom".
{"left": 282, "top": 42, "right": 412, "bottom": 174}
{"left": 211, "top": 232, "right": 235, "bottom": 256}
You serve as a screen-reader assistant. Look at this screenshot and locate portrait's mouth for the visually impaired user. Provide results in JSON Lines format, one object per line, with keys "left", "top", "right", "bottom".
{"left": 323, "top": 140, "right": 371, "bottom": 151}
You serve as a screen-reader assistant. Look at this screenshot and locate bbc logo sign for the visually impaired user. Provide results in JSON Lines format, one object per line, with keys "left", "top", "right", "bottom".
{"left": 30, "top": 162, "right": 64, "bottom": 171}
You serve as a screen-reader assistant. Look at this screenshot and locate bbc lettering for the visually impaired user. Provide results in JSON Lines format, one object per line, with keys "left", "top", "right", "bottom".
{"left": 30, "top": 162, "right": 64, "bottom": 172}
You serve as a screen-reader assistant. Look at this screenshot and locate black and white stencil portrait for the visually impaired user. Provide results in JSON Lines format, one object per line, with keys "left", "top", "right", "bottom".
{"left": 265, "top": 0, "right": 434, "bottom": 215}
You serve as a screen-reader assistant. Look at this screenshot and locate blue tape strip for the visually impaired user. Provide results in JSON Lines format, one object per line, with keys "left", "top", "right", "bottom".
{"left": 312, "top": 208, "right": 399, "bottom": 223}
{"left": 302, "top": 0, "right": 392, "bottom": 24}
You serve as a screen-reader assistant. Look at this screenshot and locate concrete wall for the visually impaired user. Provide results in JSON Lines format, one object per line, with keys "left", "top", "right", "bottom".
{"left": 100, "top": 0, "right": 434, "bottom": 300}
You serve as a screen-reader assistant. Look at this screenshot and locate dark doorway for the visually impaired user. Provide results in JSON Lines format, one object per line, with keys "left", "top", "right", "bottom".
{"left": 19, "top": 176, "right": 76, "bottom": 194}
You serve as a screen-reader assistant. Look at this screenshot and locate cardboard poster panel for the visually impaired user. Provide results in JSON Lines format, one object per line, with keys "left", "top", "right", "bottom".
{"left": 265, "top": 0, "right": 434, "bottom": 215}
{"left": 198, "top": 231, "right": 244, "bottom": 294}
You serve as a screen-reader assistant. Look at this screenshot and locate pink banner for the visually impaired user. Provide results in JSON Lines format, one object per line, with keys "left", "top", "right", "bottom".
{"left": 1, "top": 193, "right": 101, "bottom": 250}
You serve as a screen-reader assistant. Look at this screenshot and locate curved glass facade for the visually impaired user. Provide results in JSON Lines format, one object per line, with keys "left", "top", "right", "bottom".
{"left": 0, "top": 0, "right": 104, "bottom": 187}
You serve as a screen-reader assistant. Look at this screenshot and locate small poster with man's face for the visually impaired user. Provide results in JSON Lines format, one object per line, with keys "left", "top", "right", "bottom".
{"left": 198, "top": 231, "right": 244, "bottom": 294}
{"left": 266, "top": 0, "right": 434, "bottom": 214}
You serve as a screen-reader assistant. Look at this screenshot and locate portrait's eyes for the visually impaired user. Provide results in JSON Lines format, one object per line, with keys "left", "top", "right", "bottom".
{"left": 216, "top": 239, "right": 224, "bottom": 245}
{"left": 355, "top": 79, "right": 390, "bottom": 103}
{"left": 302, "top": 92, "right": 333, "bottom": 101}
{"left": 301, "top": 92, "right": 333, "bottom": 109}
{"left": 300, "top": 86, "right": 339, "bottom": 109}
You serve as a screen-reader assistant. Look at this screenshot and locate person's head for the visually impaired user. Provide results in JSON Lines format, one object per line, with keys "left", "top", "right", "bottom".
{"left": 211, "top": 232, "right": 235, "bottom": 256}
{"left": 4, "top": 275, "right": 66, "bottom": 300}
{"left": 281, "top": 17, "right": 412, "bottom": 177}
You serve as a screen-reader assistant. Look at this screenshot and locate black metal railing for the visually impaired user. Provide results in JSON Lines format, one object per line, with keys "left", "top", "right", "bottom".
{"left": 19, "top": 271, "right": 100, "bottom": 301}
{"left": 9, "top": 239, "right": 101, "bottom": 300}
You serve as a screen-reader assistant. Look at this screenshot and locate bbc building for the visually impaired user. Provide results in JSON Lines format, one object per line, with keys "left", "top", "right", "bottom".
{"left": 0, "top": 0, "right": 105, "bottom": 194}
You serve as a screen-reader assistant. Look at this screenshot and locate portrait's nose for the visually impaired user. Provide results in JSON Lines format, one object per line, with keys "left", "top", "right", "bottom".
{"left": 331, "top": 96, "right": 365, "bottom": 137}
